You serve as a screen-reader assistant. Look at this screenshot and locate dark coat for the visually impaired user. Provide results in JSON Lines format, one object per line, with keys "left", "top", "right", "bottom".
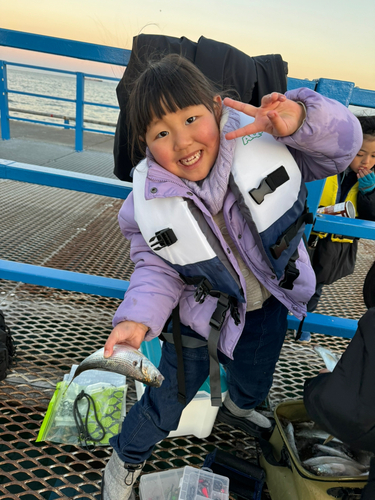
{"left": 363, "top": 261, "right": 375, "bottom": 309}
{"left": 304, "top": 307, "right": 375, "bottom": 452}
{"left": 311, "top": 170, "right": 375, "bottom": 285}
{"left": 113, "top": 34, "right": 288, "bottom": 182}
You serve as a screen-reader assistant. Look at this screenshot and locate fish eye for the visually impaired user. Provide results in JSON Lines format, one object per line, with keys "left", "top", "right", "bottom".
{"left": 133, "top": 360, "right": 138, "bottom": 366}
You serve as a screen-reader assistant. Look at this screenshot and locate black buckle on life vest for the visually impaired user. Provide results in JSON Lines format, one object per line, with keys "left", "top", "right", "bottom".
{"left": 209, "top": 294, "right": 231, "bottom": 331}
{"left": 249, "top": 166, "right": 289, "bottom": 205}
{"left": 279, "top": 252, "right": 300, "bottom": 290}
{"left": 194, "top": 278, "right": 213, "bottom": 304}
{"left": 149, "top": 228, "right": 177, "bottom": 251}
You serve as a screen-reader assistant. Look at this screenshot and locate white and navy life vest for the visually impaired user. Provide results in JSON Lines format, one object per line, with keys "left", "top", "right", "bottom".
{"left": 133, "top": 112, "right": 312, "bottom": 300}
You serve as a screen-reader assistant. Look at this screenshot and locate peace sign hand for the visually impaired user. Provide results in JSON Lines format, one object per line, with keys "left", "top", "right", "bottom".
{"left": 224, "top": 92, "right": 306, "bottom": 141}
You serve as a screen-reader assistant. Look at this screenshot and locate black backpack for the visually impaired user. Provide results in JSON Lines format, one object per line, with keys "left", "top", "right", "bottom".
{"left": 0, "top": 309, "right": 16, "bottom": 381}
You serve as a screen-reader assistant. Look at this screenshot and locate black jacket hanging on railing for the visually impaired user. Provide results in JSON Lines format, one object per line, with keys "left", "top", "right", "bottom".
{"left": 113, "top": 33, "right": 288, "bottom": 182}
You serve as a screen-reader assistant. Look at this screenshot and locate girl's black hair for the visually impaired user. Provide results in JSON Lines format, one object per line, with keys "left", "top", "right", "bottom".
{"left": 127, "top": 54, "right": 221, "bottom": 161}
{"left": 358, "top": 115, "right": 375, "bottom": 136}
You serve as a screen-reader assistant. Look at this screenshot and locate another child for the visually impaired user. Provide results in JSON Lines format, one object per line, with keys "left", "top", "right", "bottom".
{"left": 297, "top": 116, "right": 375, "bottom": 343}
{"left": 101, "top": 54, "right": 362, "bottom": 500}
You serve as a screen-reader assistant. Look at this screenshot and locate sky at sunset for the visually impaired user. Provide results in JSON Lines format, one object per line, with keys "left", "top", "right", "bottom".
{"left": 1, "top": 0, "right": 374, "bottom": 89}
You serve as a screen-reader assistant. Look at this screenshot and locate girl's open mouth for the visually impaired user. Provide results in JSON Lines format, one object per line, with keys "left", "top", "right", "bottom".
{"left": 179, "top": 150, "right": 202, "bottom": 167}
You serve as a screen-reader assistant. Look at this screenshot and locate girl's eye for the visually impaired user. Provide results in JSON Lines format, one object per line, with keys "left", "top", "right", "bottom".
{"left": 157, "top": 131, "right": 168, "bottom": 139}
{"left": 186, "top": 116, "right": 196, "bottom": 124}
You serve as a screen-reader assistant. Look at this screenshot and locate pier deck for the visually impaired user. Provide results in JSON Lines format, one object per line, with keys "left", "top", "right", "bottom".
{"left": 0, "top": 123, "right": 374, "bottom": 499}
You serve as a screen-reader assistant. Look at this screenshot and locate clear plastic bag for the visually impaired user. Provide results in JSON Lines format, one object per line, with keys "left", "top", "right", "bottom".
{"left": 37, "top": 368, "right": 127, "bottom": 446}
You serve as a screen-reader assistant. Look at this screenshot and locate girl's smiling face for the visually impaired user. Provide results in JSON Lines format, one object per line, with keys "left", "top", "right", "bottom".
{"left": 145, "top": 99, "right": 221, "bottom": 182}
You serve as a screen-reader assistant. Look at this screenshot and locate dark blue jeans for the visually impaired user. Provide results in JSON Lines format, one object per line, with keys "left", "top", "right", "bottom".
{"left": 110, "top": 295, "right": 288, "bottom": 463}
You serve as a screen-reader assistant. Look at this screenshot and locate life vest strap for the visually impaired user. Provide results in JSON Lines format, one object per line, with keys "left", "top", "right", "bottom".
{"left": 208, "top": 294, "right": 232, "bottom": 407}
{"left": 270, "top": 207, "right": 314, "bottom": 260}
{"left": 171, "top": 304, "right": 187, "bottom": 406}
{"left": 168, "top": 291, "right": 237, "bottom": 407}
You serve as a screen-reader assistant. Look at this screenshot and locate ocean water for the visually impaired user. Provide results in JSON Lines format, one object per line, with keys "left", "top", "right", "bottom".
{"left": 6, "top": 67, "right": 120, "bottom": 133}
{"left": 5, "top": 67, "right": 374, "bottom": 136}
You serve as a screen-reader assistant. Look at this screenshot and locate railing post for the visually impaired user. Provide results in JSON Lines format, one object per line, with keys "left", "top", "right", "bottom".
{"left": 75, "top": 72, "right": 84, "bottom": 151}
{"left": 0, "top": 61, "right": 11, "bottom": 140}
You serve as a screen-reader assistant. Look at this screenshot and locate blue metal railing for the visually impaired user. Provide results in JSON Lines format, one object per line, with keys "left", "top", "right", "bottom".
{"left": 1, "top": 28, "right": 375, "bottom": 339}
{"left": 0, "top": 60, "right": 121, "bottom": 150}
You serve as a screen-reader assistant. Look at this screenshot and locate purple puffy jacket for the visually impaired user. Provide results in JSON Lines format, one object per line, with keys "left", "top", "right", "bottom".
{"left": 113, "top": 88, "right": 362, "bottom": 359}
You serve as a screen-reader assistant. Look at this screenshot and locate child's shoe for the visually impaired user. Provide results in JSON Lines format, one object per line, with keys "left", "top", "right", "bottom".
{"left": 101, "top": 452, "right": 144, "bottom": 500}
{"left": 216, "top": 394, "right": 274, "bottom": 439}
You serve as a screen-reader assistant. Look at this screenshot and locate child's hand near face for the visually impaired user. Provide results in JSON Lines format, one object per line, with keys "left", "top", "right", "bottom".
{"left": 223, "top": 92, "right": 306, "bottom": 141}
{"left": 104, "top": 320, "right": 149, "bottom": 358}
{"left": 357, "top": 167, "right": 373, "bottom": 179}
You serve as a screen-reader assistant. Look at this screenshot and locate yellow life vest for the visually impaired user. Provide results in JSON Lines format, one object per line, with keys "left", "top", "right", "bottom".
{"left": 314, "top": 174, "right": 359, "bottom": 243}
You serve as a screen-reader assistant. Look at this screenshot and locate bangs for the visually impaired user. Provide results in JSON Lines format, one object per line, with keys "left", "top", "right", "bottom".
{"left": 128, "top": 54, "right": 220, "bottom": 160}
{"left": 134, "top": 56, "right": 217, "bottom": 137}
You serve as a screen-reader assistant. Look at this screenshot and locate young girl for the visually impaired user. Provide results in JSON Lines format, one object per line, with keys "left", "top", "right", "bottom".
{"left": 101, "top": 54, "right": 362, "bottom": 500}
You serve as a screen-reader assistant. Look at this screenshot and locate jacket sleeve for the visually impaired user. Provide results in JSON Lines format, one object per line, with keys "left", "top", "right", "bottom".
{"left": 276, "top": 87, "right": 363, "bottom": 183}
{"left": 112, "top": 192, "right": 186, "bottom": 338}
{"left": 357, "top": 188, "right": 375, "bottom": 222}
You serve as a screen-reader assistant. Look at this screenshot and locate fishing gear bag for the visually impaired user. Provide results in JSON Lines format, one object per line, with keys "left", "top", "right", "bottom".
{"left": 0, "top": 309, "right": 16, "bottom": 381}
{"left": 258, "top": 400, "right": 367, "bottom": 500}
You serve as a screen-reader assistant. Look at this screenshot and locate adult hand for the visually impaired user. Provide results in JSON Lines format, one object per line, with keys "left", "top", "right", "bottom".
{"left": 104, "top": 320, "right": 149, "bottom": 358}
{"left": 224, "top": 92, "right": 306, "bottom": 141}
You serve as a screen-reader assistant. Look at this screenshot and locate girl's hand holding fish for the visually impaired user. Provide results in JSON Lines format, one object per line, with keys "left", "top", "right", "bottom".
{"left": 104, "top": 320, "right": 149, "bottom": 358}
{"left": 224, "top": 92, "right": 306, "bottom": 140}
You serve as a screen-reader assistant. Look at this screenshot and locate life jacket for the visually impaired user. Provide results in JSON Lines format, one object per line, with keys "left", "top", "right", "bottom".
{"left": 312, "top": 174, "right": 359, "bottom": 244}
{"left": 133, "top": 111, "right": 312, "bottom": 295}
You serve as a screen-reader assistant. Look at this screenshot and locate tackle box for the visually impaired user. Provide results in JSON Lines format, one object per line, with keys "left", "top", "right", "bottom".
{"left": 139, "top": 466, "right": 229, "bottom": 500}
{"left": 136, "top": 337, "right": 227, "bottom": 439}
{"left": 259, "top": 400, "right": 367, "bottom": 500}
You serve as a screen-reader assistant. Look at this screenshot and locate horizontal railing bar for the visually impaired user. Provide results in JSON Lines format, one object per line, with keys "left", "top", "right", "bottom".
{"left": 83, "top": 101, "right": 119, "bottom": 110}
{"left": 9, "top": 107, "right": 117, "bottom": 127}
{"left": 8, "top": 89, "right": 76, "bottom": 103}
{"left": 287, "top": 313, "right": 358, "bottom": 339}
{"left": 0, "top": 160, "right": 132, "bottom": 199}
{"left": 6, "top": 61, "right": 121, "bottom": 82}
{"left": 313, "top": 214, "right": 375, "bottom": 240}
{"left": 8, "top": 115, "right": 75, "bottom": 129}
{"left": 83, "top": 127, "right": 115, "bottom": 135}
{"left": 350, "top": 87, "right": 375, "bottom": 108}
{"left": 0, "top": 259, "right": 129, "bottom": 299}
{"left": 0, "top": 28, "right": 131, "bottom": 66}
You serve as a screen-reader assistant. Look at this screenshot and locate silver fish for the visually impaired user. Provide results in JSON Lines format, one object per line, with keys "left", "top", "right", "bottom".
{"left": 284, "top": 422, "right": 300, "bottom": 461}
{"left": 303, "top": 461, "right": 366, "bottom": 477}
{"left": 295, "top": 427, "right": 342, "bottom": 443}
{"left": 313, "top": 345, "right": 341, "bottom": 372}
{"left": 68, "top": 345, "right": 164, "bottom": 388}
{"left": 313, "top": 444, "right": 353, "bottom": 460}
{"left": 304, "top": 455, "right": 368, "bottom": 472}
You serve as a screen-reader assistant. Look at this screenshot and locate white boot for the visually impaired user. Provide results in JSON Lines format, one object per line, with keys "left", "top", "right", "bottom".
{"left": 101, "top": 451, "right": 144, "bottom": 500}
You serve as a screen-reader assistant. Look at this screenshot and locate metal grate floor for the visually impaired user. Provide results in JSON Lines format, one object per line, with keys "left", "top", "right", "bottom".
{"left": 1, "top": 179, "right": 374, "bottom": 499}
